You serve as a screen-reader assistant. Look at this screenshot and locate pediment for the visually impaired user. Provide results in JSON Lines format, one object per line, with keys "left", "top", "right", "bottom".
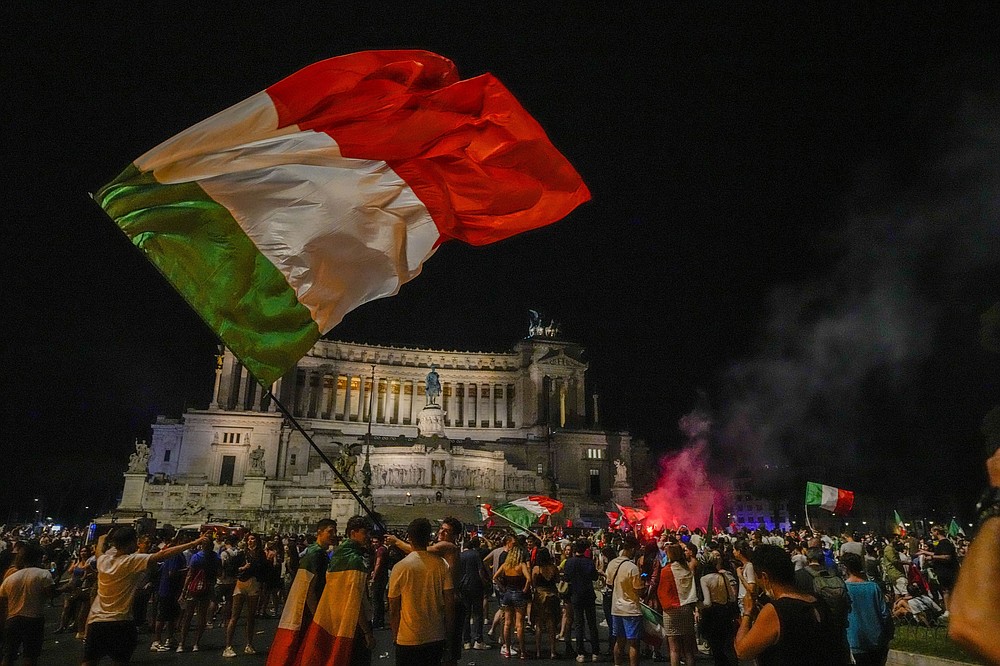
{"left": 535, "top": 349, "right": 586, "bottom": 368}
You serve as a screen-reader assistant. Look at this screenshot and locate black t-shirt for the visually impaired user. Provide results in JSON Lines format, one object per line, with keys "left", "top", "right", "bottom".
{"left": 932, "top": 539, "right": 958, "bottom": 575}
{"left": 458, "top": 549, "right": 485, "bottom": 595}
{"left": 759, "top": 598, "right": 841, "bottom": 666}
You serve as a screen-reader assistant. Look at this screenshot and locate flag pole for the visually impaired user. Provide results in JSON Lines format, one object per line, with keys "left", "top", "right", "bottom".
{"left": 805, "top": 504, "right": 812, "bottom": 531}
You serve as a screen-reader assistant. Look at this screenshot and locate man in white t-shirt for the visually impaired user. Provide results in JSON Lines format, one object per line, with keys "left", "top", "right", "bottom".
{"left": 0, "top": 541, "right": 56, "bottom": 666}
{"left": 388, "top": 518, "right": 454, "bottom": 666}
{"left": 606, "top": 537, "right": 645, "bottom": 666}
{"left": 82, "top": 526, "right": 206, "bottom": 666}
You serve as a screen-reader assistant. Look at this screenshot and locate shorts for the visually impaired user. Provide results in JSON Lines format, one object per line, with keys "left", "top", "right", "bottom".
{"left": 892, "top": 577, "right": 908, "bottom": 596}
{"left": 611, "top": 615, "right": 642, "bottom": 640}
{"left": 395, "top": 640, "right": 445, "bottom": 665}
{"left": 157, "top": 595, "right": 181, "bottom": 622}
{"left": 2, "top": 616, "right": 44, "bottom": 661}
{"left": 84, "top": 621, "right": 138, "bottom": 663}
{"left": 500, "top": 589, "right": 529, "bottom": 608}
{"left": 234, "top": 577, "right": 261, "bottom": 596}
{"left": 215, "top": 581, "right": 236, "bottom": 603}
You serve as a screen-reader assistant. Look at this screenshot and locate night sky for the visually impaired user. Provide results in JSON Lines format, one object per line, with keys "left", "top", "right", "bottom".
{"left": 4, "top": 5, "right": 999, "bottom": 523}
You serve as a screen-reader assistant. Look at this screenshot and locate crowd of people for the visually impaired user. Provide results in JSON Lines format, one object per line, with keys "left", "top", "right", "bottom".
{"left": 0, "top": 504, "right": 987, "bottom": 665}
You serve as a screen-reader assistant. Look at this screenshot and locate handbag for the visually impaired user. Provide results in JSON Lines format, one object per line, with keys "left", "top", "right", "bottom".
{"left": 185, "top": 569, "right": 207, "bottom": 596}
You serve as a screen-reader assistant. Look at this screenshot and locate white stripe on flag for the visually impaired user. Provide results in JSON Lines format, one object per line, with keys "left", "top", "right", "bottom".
{"left": 821, "top": 485, "right": 839, "bottom": 512}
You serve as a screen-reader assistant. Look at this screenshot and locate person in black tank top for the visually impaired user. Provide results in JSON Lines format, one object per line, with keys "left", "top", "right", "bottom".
{"left": 735, "top": 545, "right": 845, "bottom": 665}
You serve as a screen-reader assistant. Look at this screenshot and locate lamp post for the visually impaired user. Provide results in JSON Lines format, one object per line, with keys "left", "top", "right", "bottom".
{"left": 360, "top": 364, "right": 376, "bottom": 511}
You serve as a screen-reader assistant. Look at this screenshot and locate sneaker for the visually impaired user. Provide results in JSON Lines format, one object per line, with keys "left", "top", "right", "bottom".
{"left": 576, "top": 655, "right": 586, "bottom": 663}
{"left": 592, "top": 655, "right": 600, "bottom": 662}
{"left": 463, "top": 642, "right": 472, "bottom": 650}
{"left": 176, "top": 645, "right": 186, "bottom": 653}
{"left": 473, "top": 641, "right": 492, "bottom": 650}
{"left": 501, "top": 646, "right": 511, "bottom": 658}
{"left": 222, "top": 646, "right": 237, "bottom": 658}
{"left": 149, "top": 642, "right": 162, "bottom": 652}
{"left": 245, "top": 645, "right": 256, "bottom": 655}
{"left": 192, "top": 644, "right": 200, "bottom": 652}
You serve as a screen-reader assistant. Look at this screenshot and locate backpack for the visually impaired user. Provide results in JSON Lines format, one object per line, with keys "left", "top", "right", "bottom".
{"left": 807, "top": 568, "right": 851, "bottom": 624}
{"left": 221, "top": 550, "right": 239, "bottom": 579}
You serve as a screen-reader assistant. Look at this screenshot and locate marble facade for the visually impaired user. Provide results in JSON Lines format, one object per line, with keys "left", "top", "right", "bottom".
{"left": 117, "top": 331, "right": 635, "bottom": 531}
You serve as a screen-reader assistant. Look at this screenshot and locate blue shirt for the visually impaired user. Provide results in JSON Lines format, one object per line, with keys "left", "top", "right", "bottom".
{"left": 845, "top": 580, "right": 889, "bottom": 653}
{"left": 563, "top": 555, "right": 597, "bottom": 603}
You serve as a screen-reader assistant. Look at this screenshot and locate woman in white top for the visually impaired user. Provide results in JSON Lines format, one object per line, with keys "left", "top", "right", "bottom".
{"left": 698, "top": 551, "right": 739, "bottom": 666}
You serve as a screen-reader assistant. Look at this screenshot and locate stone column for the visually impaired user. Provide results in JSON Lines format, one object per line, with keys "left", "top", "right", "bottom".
{"left": 119, "top": 473, "right": 147, "bottom": 510}
{"left": 342, "top": 374, "right": 352, "bottom": 421}
{"left": 239, "top": 364, "right": 250, "bottom": 410}
{"left": 210, "top": 348, "right": 224, "bottom": 410}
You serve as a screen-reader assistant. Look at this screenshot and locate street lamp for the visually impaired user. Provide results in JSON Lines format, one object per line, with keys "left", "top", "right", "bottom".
{"left": 360, "top": 364, "right": 376, "bottom": 511}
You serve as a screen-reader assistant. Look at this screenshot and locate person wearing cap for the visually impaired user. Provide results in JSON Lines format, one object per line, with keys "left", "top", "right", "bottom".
{"left": 388, "top": 518, "right": 455, "bottom": 666}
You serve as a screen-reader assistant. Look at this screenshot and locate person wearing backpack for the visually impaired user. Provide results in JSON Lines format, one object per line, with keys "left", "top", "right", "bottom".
{"left": 177, "top": 537, "right": 220, "bottom": 652}
{"left": 697, "top": 550, "right": 739, "bottom": 666}
{"left": 794, "top": 547, "right": 851, "bottom": 664}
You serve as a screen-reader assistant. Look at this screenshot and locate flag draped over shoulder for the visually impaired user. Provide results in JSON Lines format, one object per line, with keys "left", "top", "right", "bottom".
{"left": 265, "top": 567, "right": 317, "bottom": 666}
{"left": 96, "top": 50, "right": 590, "bottom": 386}
{"left": 481, "top": 495, "right": 564, "bottom": 530}
{"left": 805, "top": 482, "right": 854, "bottom": 514}
{"left": 285, "top": 538, "right": 368, "bottom": 666}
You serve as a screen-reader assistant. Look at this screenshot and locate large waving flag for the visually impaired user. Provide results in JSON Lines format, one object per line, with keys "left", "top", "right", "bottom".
{"left": 291, "top": 538, "right": 368, "bottom": 666}
{"left": 805, "top": 482, "right": 854, "bottom": 515}
{"left": 96, "top": 50, "right": 590, "bottom": 386}
{"left": 481, "top": 495, "right": 564, "bottom": 530}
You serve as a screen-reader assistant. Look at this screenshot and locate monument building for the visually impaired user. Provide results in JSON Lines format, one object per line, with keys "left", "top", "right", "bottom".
{"left": 117, "top": 322, "right": 638, "bottom": 531}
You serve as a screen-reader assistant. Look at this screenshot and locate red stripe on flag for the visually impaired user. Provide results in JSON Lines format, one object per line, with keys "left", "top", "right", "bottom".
{"left": 294, "top": 625, "right": 354, "bottom": 666}
{"left": 834, "top": 489, "right": 854, "bottom": 514}
{"left": 264, "top": 628, "right": 300, "bottom": 666}
{"left": 266, "top": 50, "right": 589, "bottom": 247}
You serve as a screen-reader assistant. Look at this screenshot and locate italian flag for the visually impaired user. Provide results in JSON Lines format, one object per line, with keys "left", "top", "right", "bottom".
{"left": 481, "top": 495, "right": 564, "bottom": 530}
{"left": 265, "top": 566, "right": 316, "bottom": 666}
{"left": 96, "top": 50, "right": 589, "bottom": 386}
{"left": 640, "top": 603, "right": 666, "bottom": 648}
{"left": 805, "top": 482, "right": 854, "bottom": 514}
{"left": 894, "top": 510, "right": 907, "bottom": 536}
{"left": 272, "top": 538, "right": 368, "bottom": 666}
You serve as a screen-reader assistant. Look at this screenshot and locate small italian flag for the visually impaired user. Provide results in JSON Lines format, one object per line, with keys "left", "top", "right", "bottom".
{"left": 640, "top": 603, "right": 666, "bottom": 648}
{"left": 894, "top": 510, "right": 907, "bottom": 536}
{"left": 805, "top": 482, "right": 854, "bottom": 514}
{"left": 481, "top": 495, "right": 564, "bottom": 531}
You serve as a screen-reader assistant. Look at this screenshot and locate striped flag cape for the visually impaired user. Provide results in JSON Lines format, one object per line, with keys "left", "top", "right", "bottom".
{"left": 96, "top": 50, "right": 590, "bottom": 386}
{"left": 266, "top": 543, "right": 327, "bottom": 666}
{"left": 281, "top": 538, "right": 368, "bottom": 666}
{"left": 805, "top": 481, "right": 854, "bottom": 515}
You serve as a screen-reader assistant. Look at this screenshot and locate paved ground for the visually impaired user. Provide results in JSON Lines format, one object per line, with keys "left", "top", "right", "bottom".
{"left": 35, "top": 598, "right": 724, "bottom": 665}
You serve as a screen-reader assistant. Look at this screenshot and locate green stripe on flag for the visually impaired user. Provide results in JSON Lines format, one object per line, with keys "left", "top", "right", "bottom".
{"left": 805, "top": 482, "right": 824, "bottom": 506}
{"left": 96, "top": 164, "right": 320, "bottom": 386}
